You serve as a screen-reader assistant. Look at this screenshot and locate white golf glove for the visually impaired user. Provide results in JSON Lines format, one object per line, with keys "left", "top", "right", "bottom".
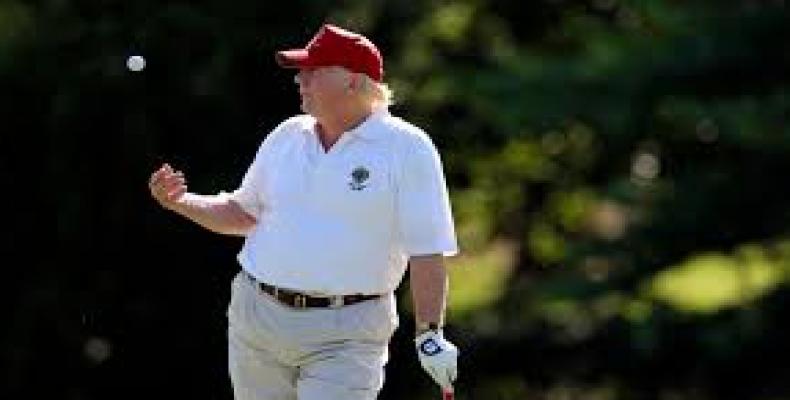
{"left": 415, "top": 329, "right": 458, "bottom": 390}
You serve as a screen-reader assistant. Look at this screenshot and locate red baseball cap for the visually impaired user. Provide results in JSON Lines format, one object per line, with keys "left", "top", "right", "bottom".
{"left": 275, "top": 24, "right": 384, "bottom": 82}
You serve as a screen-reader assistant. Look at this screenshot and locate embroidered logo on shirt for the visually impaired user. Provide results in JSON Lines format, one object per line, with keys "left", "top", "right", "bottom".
{"left": 349, "top": 166, "right": 370, "bottom": 191}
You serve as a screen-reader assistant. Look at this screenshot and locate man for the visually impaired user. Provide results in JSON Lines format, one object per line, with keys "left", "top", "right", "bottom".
{"left": 148, "top": 23, "right": 459, "bottom": 400}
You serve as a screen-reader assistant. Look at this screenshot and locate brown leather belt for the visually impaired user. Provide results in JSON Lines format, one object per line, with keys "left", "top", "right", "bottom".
{"left": 244, "top": 271, "right": 380, "bottom": 309}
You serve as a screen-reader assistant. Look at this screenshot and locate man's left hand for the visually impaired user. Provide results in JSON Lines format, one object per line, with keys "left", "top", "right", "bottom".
{"left": 415, "top": 329, "right": 458, "bottom": 390}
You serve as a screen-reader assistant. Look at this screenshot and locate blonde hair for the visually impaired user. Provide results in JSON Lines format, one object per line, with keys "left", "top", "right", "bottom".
{"left": 302, "top": 66, "right": 395, "bottom": 108}
{"left": 330, "top": 67, "right": 394, "bottom": 108}
{"left": 357, "top": 74, "right": 394, "bottom": 108}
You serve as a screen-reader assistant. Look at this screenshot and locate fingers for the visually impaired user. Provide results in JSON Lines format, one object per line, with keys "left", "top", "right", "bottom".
{"left": 149, "top": 163, "right": 187, "bottom": 205}
{"left": 161, "top": 172, "right": 186, "bottom": 189}
{"left": 167, "top": 184, "right": 188, "bottom": 202}
{"left": 440, "top": 368, "right": 453, "bottom": 390}
{"left": 149, "top": 164, "right": 185, "bottom": 186}
{"left": 150, "top": 163, "right": 176, "bottom": 176}
{"left": 153, "top": 174, "right": 186, "bottom": 196}
{"left": 149, "top": 163, "right": 169, "bottom": 184}
{"left": 421, "top": 359, "right": 457, "bottom": 390}
{"left": 426, "top": 366, "right": 444, "bottom": 389}
{"left": 427, "top": 365, "right": 452, "bottom": 390}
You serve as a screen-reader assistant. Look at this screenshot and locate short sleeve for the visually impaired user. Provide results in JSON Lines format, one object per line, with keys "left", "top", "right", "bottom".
{"left": 225, "top": 116, "right": 302, "bottom": 218}
{"left": 396, "top": 134, "right": 459, "bottom": 257}
{"left": 226, "top": 144, "right": 266, "bottom": 218}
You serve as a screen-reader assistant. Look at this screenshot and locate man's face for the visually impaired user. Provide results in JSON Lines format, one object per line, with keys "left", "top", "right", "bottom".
{"left": 295, "top": 66, "right": 350, "bottom": 116}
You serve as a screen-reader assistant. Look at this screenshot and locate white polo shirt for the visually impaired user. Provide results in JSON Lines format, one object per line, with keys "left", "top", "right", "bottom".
{"left": 228, "top": 108, "right": 458, "bottom": 295}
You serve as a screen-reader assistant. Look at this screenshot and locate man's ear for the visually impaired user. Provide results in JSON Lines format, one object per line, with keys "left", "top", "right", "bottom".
{"left": 347, "top": 72, "right": 362, "bottom": 92}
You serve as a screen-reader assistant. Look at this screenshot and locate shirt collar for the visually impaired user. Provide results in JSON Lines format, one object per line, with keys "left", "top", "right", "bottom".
{"left": 302, "top": 107, "right": 389, "bottom": 142}
{"left": 347, "top": 107, "right": 389, "bottom": 141}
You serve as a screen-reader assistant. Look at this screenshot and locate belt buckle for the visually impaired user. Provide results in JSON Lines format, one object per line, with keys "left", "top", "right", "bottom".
{"left": 329, "top": 296, "right": 344, "bottom": 309}
{"left": 293, "top": 294, "right": 307, "bottom": 308}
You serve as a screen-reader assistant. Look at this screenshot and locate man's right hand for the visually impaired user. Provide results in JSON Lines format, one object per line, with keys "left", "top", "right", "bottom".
{"left": 148, "top": 163, "right": 188, "bottom": 210}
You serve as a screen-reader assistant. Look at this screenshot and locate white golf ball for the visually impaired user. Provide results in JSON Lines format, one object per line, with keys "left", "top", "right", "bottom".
{"left": 126, "top": 55, "right": 146, "bottom": 72}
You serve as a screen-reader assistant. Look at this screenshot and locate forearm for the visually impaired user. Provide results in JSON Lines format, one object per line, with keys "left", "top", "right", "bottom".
{"left": 167, "top": 193, "right": 257, "bottom": 236}
{"left": 409, "top": 254, "right": 449, "bottom": 331}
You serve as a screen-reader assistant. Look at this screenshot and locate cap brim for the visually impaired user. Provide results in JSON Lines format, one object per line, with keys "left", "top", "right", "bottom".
{"left": 275, "top": 49, "right": 310, "bottom": 68}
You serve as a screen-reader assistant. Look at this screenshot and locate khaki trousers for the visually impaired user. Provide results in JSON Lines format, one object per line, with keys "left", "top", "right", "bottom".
{"left": 227, "top": 271, "right": 399, "bottom": 400}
